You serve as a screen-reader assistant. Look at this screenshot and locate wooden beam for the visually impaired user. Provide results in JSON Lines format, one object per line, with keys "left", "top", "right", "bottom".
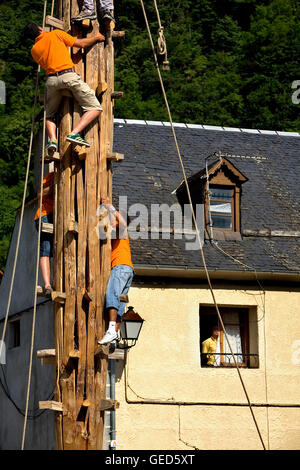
{"left": 109, "top": 348, "right": 125, "bottom": 360}
{"left": 37, "top": 349, "right": 56, "bottom": 358}
{"left": 94, "top": 343, "right": 109, "bottom": 357}
{"left": 96, "top": 81, "right": 108, "bottom": 96}
{"left": 51, "top": 291, "right": 67, "bottom": 304}
{"left": 112, "top": 31, "right": 125, "bottom": 39}
{"left": 74, "top": 145, "right": 87, "bottom": 161}
{"left": 111, "top": 91, "right": 123, "bottom": 100}
{"left": 69, "top": 349, "right": 80, "bottom": 358}
{"left": 107, "top": 152, "right": 124, "bottom": 162}
{"left": 44, "top": 151, "right": 61, "bottom": 163}
{"left": 39, "top": 400, "right": 63, "bottom": 411}
{"left": 99, "top": 399, "right": 119, "bottom": 411}
{"left": 82, "top": 19, "right": 91, "bottom": 28}
{"left": 82, "top": 398, "right": 119, "bottom": 411}
{"left": 45, "top": 16, "right": 65, "bottom": 30}
{"left": 68, "top": 220, "right": 78, "bottom": 234}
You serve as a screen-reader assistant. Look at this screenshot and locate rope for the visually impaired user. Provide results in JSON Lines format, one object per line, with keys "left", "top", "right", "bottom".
{"left": 0, "top": 6, "right": 47, "bottom": 371}
{"left": 21, "top": 0, "right": 48, "bottom": 450}
{"left": 139, "top": 0, "right": 266, "bottom": 450}
{"left": 152, "top": 0, "right": 169, "bottom": 69}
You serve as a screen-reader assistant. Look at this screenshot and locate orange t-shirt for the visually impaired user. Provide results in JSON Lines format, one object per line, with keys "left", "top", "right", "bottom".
{"left": 34, "top": 172, "right": 54, "bottom": 220}
{"left": 31, "top": 30, "right": 77, "bottom": 75}
{"left": 111, "top": 232, "right": 134, "bottom": 270}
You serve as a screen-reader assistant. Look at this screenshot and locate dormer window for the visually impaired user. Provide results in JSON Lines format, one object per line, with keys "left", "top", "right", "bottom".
{"left": 209, "top": 186, "right": 233, "bottom": 230}
{"left": 175, "top": 155, "right": 248, "bottom": 241}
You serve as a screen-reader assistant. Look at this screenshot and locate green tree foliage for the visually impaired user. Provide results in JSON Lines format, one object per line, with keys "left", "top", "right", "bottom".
{"left": 0, "top": 0, "right": 300, "bottom": 269}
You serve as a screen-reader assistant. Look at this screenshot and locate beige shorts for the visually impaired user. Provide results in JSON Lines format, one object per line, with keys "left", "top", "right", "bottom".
{"left": 45, "top": 71, "right": 102, "bottom": 119}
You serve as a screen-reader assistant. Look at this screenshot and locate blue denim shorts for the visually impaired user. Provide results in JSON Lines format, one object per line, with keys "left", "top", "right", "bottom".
{"left": 35, "top": 213, "right": 53, "bottom": 258}
{"left": 105, "top": 264, "right": 134, "bottom": 319}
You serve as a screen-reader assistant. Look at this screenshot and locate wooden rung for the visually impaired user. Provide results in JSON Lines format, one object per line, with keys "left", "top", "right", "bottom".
{"left": 37, "top": 349, "right": 56, "bottom": 359}
{"left": 45, "top": 16, "right": 65, "bottom": 30}
{"left": 44, "top": 151, "right": 60, "bottom": 162}
{"left": 107, "top": 152, "right": 124, "bottom": 162}
{"left": 82, "top": 19, "right": 91, "bottom": 28}
{"left": 112, "top": 31, "right": 125, "bottom": 39}
{"left": 68, "top": 220, "right": 78, "bottom": 234}
{"left": 109, "top": 348, "right": 125, "bottom": 360}
{"left": 111, "top": 91, "right": 123, "bottom": 100}
{"left": 69, "top": 349, "right": 80, "bottom": 359}
{"left": 74, "top": 145, "right": 87, "bottom": 160}
{"left": 83, "top": 289, "right": 93, "bottom": 303}
{"left": 96, "top": 81, "right": 108, "bottom": 96}
{"left": 119, "top": 294, "right": 129, "bottom": 303}
{"left": 94, "top": 343, "right": 109, "bottom": 357}
{"left": 42, "top": 222, "right": 54, "bottom": 234}
{"left": 51, "top": 291, "right": 66, "bottom": 304}
{"left": 105, "top": 19, "right": 115, "bottom": 32}
{"left": 99, "top": 399, "right": 119, "bottom": 411}
{"left": 39, "top": 400, "right": 63, "bottom": 412}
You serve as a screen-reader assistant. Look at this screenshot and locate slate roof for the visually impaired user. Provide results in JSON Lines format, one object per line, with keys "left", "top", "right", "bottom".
{"left": 112, "top": 121, "right": 300, "bottom": 275}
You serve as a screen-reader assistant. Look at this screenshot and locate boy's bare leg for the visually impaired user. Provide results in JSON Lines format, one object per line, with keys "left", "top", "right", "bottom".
{"left": 40, "top": 256, "right": 51, "bottom": 288}
{"left": 70, "top": 109, "right": 101, "bottom": 135}
{"left": 46, "top": 119, "right": 57, "bottom": 142}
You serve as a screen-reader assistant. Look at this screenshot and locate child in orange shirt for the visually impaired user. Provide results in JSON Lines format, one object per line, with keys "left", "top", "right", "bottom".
{"left": 98, "top": 197, "right": 134, "bottom": 345}
{"left": 34, "top": 172, "right": 54, "bottom": 296}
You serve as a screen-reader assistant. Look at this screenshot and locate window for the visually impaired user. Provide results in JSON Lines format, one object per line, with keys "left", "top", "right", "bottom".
{"left": 199, "top": 306, "right": 259, "bottom": 368}
{"left": 8, "top": 318, "right": 20, "bottom": 349}
{"left": 175, "top": 156, "right": 248, "bottom": 238}
{"left": 209, "top": 186, "right": 234, "bottom": 230}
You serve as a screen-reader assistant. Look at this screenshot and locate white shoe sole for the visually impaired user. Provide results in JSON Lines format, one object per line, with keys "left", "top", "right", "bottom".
{"left": 98, "top": 334, "right": 118, "bottom": 345}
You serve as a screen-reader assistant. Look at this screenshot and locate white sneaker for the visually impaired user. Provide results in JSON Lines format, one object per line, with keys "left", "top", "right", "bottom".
{"left": 98, "top": 329, "right": 118, "bottom": 345}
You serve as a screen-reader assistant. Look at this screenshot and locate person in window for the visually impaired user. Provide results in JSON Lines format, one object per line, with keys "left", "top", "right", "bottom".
{"left": 98, "top": 197, "right": 134, "bottom": 345}
{"left": 202, "top": 326, "right": 219, "bottom": 367}
{"left": 34, "top": 172, "right": 54, "bottom": 297}
{"left": 71, "top": 1, "right": 115, "bottom": 24}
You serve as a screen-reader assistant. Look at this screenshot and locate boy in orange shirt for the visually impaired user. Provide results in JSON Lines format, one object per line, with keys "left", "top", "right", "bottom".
{"left": 34, "top": 172, "right": 54, "bottom": 296}
{"left": 98, "top": 197, "right": 134, "bottom": 345}
{"left": 24, "top": 23, "right": 104, "bottom": 150}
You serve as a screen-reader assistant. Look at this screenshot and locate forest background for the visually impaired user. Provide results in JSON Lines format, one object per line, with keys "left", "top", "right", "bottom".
{"left": 0, "top": 0, "right": 299, "bottom": 269}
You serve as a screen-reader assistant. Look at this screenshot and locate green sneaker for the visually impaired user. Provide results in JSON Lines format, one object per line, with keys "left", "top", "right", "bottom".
{"left": 66, "top": 133, "right": 90, "bottom": 147}
{"left": 46, "top": 140, "right": 58, "bottom": 153}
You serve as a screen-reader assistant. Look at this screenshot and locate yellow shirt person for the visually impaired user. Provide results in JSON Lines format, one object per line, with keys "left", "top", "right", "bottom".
{"left": 202, "top": 326, "right": 219, "bottom": 366}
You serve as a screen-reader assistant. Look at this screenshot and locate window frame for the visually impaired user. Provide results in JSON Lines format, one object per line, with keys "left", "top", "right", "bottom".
{"left": 199, "top": 306, "right": 257, "bottom": 369}
{"left": 209, "top": 185, "right": 235, "bottom": 231}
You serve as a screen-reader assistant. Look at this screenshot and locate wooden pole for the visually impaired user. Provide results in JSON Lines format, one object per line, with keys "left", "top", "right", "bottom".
{"left": 51, "top": 0, "right": 114, "bottom": 450}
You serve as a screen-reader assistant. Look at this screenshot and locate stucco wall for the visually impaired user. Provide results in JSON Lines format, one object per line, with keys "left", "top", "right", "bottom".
{"left": 115, "top": 284, "right": 300, "bottom": 450}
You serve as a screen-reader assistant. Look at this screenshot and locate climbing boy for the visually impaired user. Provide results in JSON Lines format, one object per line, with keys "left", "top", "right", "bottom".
{"left": 98, "top": 197, "right": 134, "bottom": 345}
{"left": 35, "top": 171, "right": 54, "bottom": 297}
{"left": 24, "top": 23, "right": 105, "bottom": 151}
{"left": 71, "top": 1, "right": 115, "bottom": 23}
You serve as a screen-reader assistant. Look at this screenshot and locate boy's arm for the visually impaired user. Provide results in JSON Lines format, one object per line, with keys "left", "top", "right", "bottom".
{"left": 37, "top": 183, "right": 53, "bottom": 198}
{"left": 101, "top": 197, "right": 127, "bottom": 230}
{"left": 73, "top": 33, "right": 105, "bottom": 49}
